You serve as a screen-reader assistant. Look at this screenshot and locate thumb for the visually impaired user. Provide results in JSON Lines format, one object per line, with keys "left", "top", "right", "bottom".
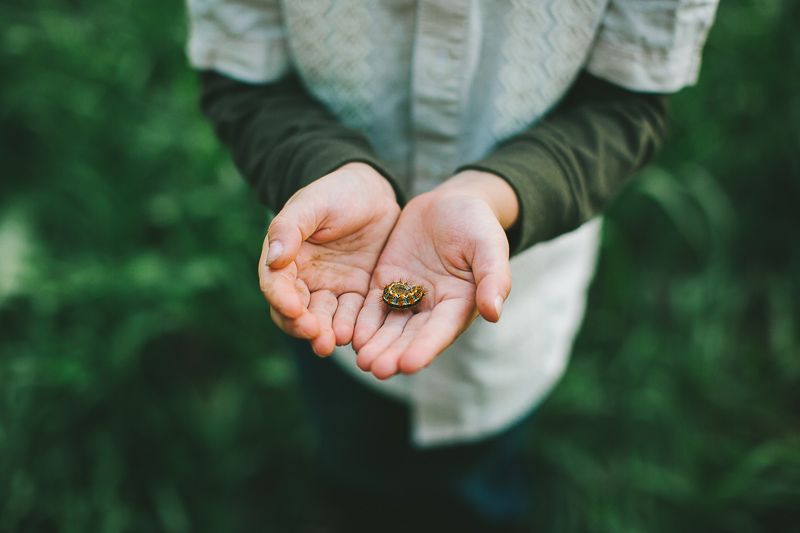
{"left": 471, "top": 232, "right": 512, "bottom": 323}
{"left": 264, "top": 191, "right": 325, "bottom": 270}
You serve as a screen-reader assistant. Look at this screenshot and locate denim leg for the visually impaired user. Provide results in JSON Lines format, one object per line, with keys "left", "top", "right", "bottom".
{"left": 289, "top": 337, "right": 533, "bottom": 532}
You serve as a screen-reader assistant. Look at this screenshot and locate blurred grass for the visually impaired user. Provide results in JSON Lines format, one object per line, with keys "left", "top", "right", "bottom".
{"left": 1, "top": 1, "right": 798, "bottom": 532}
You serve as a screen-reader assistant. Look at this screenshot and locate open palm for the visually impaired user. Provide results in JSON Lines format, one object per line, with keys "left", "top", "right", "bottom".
{"left": 352, "top": 187, "right": 512, "bottom": 379}
{"left": 260, "top": 163, "right": 400, "bottom": 355}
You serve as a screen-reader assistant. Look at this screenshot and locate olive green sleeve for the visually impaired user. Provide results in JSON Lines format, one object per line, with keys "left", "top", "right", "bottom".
{"left": 199, "top": 69, "right": 669, "bottom": 255}
{"left": 458, "top": 71, "right": 670, "bottom": 255}
{"left": 198, "top": 71, "right": 404, "bottom": 212}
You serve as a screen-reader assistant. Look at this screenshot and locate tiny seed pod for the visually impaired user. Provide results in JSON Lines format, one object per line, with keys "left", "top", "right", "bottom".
{"left": 382, "top": 281, "right": 425, "bottom": 310}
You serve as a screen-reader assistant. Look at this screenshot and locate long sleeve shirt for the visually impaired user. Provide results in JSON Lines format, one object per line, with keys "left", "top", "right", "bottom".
{"left": 187, "top": 0, "right": 718, "bottom": 446}
{"left": 199, "top": 68, "right": 670, "bottom": 254}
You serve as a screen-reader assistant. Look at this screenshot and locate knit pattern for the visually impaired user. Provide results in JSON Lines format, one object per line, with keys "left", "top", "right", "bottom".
{"left": 283, "top": 0, "right": 373, "bottom": 128}
{"left": 494, "top": 0, "right": 599, "bottom": 139}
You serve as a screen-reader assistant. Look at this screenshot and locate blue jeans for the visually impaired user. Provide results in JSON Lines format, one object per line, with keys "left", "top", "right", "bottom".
{"left": 289, "top": 337, "right": 533, "bottom": 532}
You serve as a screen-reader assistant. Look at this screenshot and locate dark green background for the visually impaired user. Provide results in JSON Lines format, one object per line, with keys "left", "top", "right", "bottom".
{"left": 1, "top": 1, "right": 798, "bottom": 532}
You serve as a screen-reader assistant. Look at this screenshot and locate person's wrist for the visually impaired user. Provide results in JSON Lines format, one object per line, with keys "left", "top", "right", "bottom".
{"left": 338, "top": 162, "right": 398, "bottom": 205}
{"left": 434, "top": 170, "right": 520, "bottom": 230}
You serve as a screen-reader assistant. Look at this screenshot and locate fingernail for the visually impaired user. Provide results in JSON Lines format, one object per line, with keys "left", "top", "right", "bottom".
{"left": 494, "top": 296, "right": 504, "bottom": 318}
{"left": 266, "top": 240, "right": 283, "bottom": 266}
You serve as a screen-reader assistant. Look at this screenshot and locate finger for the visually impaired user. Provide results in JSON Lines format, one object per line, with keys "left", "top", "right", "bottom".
{"left": 259, "top": 261, "right": 306, "bottom": 319}
{"left": 352, "top": 287, "right": 390, "bottom": 352}
{"left": 331, "top": 292, "right": 365, "bottom": 346}
{"left": 307, "top": 290, "right": 338, "bottom": 356}
{"left": 470, "top": 235, "right": 511, "bottom": 323}
{"left": 396, "top": 299, "right": 478, "bottom": 375}
{"left": 264, "top": 272, "right": 320, "bottom": 339}
{"left": 354, "top": 312, "right": 410, "bottom": 373}
{"left": 270, "top": 306, "right": 320, "bottom": 340}
{"left": 368, "top": 313, "right": 427, "bottom": 379}
{"left": 264, "top": 194, "right": 324, "bottom": 270}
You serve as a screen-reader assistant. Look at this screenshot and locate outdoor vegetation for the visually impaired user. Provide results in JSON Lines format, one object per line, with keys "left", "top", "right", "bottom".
{"left": 1, "top": 0, "right": 799, "bottom": 531}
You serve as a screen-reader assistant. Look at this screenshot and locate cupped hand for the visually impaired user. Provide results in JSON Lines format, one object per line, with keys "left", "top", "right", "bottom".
{"left": 352, "top": 171, "right": 519, "bottom": 379}
{"left": 259, "top": 163, "right": 400, "bottom": 356}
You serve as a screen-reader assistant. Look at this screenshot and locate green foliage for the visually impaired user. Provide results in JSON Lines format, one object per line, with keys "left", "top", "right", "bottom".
{"left": 1, "top": 1, "right": 313, "bottom": 531}
{"left": 1, "top": 0, "right": 798, "bottom": 532}
{"left": 529, "top": 2, "right": 800, "bottom": 531}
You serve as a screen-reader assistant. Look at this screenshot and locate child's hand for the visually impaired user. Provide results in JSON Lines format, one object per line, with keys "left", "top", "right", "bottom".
{"left": 259, "top": 163, "right": 401, "bottom": 356}
{"left": 352, "top": 171, "right": 518, "bottom": 379}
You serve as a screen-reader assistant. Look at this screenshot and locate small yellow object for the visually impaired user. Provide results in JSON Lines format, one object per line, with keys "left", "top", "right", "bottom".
{"left": 382, "top": 281, "right": 425, "bottom": 309}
